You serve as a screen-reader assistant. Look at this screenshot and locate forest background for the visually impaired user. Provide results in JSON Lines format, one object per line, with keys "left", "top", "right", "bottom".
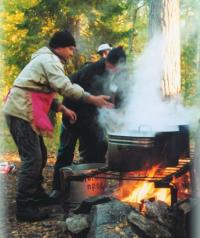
{"left": 0, "top": 0, "right": 200, "bottom": 155}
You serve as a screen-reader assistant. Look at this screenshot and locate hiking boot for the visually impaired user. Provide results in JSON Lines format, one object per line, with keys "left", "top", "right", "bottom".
{"left": 16, "top": 205, "right": 49, "bottom": 222}
{"left": 32, "top": 189, "right": 59, "bottom": 206}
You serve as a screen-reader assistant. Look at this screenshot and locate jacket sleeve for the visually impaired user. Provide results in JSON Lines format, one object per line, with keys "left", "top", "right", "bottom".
{"left": 43, "top": 60, "right": 89, "bottom": 100}
{"left": 71, "top": 64, "right": 95, "bottom": 91}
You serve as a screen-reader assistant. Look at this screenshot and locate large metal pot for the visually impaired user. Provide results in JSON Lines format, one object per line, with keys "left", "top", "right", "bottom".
{"left": 107, "top": 125, "right": 190, "bottom": 172}
{"left": 60, "top": 163, "right": 107, "bottom": 204}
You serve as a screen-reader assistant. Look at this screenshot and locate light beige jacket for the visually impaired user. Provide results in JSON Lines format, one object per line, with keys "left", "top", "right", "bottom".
{"left": 3, "top": 47, "right": 88, "bottom": 122}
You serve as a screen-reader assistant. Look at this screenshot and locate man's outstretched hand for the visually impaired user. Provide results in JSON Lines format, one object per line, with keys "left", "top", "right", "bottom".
{"left": 86, "top": 95, "right": 114, "bottom": 108}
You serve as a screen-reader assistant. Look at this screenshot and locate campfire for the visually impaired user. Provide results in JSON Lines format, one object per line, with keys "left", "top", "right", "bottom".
{"left": 59, "top": 125, "right": 192, "bottom": 237}
{"left": 60, "top": 158, "right": 192, "bottom": 237}
{"left": 113, "top": 163, "right": 191, "bottom": 208}
{"left": 113, "top": 165, "right": 172, "bottom": 207}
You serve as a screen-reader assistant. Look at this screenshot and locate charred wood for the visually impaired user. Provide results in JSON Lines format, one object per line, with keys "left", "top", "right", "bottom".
{"left": 142, "top": 200, "right": 176, "bottom": 231}
{"left": 128, "top": 210, "right": 172, "bottom": 238}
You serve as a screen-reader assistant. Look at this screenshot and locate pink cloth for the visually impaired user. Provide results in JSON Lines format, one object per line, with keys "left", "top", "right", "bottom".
{"left": 30, "top": 92, "right": 55, "bottom": 136}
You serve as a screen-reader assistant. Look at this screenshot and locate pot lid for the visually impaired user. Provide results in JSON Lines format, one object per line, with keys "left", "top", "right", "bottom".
{"left": 152, "top": 125, "right": 179, "bottom": 132}
{"left": 109, "top": 124, "right": 180, "bottom": 138}
{"left": 108, "top": 131, "right": 156, "bottom": 138}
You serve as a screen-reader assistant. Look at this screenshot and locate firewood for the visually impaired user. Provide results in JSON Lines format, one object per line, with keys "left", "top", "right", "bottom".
{"left": 128, "top": 210, "right": 172, "bottom": 238}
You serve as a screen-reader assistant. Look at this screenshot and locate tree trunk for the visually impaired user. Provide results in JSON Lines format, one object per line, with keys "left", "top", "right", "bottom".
{"left": 62, "top": 16, "right": 83, "bottom": 70}
{"left": 149, "top": 0, "right": 180, "bottom": 97}
{"left": 128, "top": 0, "right": 147, "bottom": 54}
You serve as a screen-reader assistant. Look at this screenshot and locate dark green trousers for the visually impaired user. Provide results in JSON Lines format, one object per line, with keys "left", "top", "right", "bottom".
{"left": 5, "top": 115, "right": 47, "bottom": 204}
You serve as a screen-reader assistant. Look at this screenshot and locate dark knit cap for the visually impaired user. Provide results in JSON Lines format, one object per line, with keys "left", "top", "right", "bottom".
{"left": 49, "top": 30, "right": 76, "bottom": 48}
{"left": 106, "top": 46, "right": 126, "bottom": 65}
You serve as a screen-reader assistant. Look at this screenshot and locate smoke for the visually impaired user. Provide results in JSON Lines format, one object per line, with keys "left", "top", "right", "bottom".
{"left": 98, "top": 34, "right": 200, "bottom": 135}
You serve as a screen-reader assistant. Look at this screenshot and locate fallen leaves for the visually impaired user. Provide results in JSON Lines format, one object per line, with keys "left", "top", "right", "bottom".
{"left": 0, "top": 152, "right": 68, "bottom": 238}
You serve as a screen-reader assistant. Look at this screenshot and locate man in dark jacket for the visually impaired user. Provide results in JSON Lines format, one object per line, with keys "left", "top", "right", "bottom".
{"left": 51, "top": 47, "right": 127, "bottom": 198}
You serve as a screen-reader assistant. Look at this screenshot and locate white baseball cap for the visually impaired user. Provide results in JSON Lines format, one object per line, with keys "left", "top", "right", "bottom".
{"left": 97, "top": 43, "right": 112, "bottom": 53}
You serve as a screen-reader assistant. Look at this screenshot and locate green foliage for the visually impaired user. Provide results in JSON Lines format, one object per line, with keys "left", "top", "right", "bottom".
{"left": 181, "top": 38, "right": 197, "bottom": 101}
{"left": 2, "top": 0, "right": 198, "bottom": 103}
{"left": 1, "top": 0, "right": 148, "bottom": 84}
{"left": 180, "top": 0, "right": 200, "bottom": 105}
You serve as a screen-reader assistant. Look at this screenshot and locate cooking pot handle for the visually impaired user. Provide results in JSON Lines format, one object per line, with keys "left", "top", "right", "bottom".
{"left": 138, "top": 125, "right": 152, "bottom": 132}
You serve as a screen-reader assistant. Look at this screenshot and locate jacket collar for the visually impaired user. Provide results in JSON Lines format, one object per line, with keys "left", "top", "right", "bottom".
{"left": 48, "top": 47, "right": 66, "bottom": 64}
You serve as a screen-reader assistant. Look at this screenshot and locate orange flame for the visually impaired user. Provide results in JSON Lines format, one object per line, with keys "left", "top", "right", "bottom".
{"left": 113, "top": 165, "right": 191, "bottom": 207}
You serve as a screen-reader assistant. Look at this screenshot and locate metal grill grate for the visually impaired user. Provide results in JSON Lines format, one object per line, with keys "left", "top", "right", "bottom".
{"left": 60, "top": 158, "right": 192, "bottom": 206}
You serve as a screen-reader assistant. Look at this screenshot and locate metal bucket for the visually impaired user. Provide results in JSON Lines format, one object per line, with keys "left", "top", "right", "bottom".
{"left": 60, "top": 163, "right": 107, "bottom": 204}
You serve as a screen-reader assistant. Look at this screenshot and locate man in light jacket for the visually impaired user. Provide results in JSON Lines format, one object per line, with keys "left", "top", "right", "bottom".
{"left": 3, "top": 30, "right": 113, "bottom": 222}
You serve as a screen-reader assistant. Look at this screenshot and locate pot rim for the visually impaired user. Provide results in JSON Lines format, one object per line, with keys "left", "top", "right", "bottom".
{"left": 108, "top": 131, "right": 155, "bottom": 138}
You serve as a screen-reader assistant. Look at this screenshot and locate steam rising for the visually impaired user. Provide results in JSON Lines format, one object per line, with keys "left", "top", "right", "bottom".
{"left": 99, "top": 35, "right": 200, "bottom": 135}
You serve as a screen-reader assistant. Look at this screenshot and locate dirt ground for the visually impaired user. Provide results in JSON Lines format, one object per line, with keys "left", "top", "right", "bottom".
{"left": 0, "top": 153, "right": 69, "bottom": 238}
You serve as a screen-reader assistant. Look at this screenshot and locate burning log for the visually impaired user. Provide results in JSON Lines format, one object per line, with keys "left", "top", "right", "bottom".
{"left": 128, "top": 210, "right": 172, "bottom": 238}
{"left": 141, "top": 200, "right": 175, "bottom": 230}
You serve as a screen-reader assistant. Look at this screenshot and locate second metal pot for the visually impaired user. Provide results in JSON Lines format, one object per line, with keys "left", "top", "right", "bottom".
{"left": 107, "top": 125, "right": 190, "bottom": 172}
